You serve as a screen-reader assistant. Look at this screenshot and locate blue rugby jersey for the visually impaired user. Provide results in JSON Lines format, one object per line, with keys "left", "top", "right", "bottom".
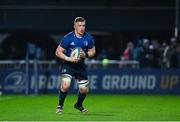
{"left": 59, "top": 31, "right": 94, "bottom": 65}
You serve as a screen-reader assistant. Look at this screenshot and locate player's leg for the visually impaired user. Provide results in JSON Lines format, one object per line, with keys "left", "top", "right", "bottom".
{"left": 58, "top": 74, "right": 72, "bottom": 106}
{"left": 56, "top": 74, "right": 72, "bottom": 113}
{"left": 74, "top": 70, "right": 89, "bottom": 113}
{"left": 74, "top": 79, "right": 89, "bottom": 113}
{"left": 76, "top": 79, "right": 89, "bottom": 107}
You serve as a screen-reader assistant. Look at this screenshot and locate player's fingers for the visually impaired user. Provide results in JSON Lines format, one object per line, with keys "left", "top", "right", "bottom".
{"left": 80, "top": 49, "right": 86, "bottom": 55}
{"left": 79, "top": 53, "right": 83, "bottom": 57}
{"left": 76, "top": 57, "right": 81, "bottom": 62}
{"left": 80, "top": 51, "right": 85, "bottom": 58}
{"left": 72, "top": 57, "right": 80, "bottom": 63}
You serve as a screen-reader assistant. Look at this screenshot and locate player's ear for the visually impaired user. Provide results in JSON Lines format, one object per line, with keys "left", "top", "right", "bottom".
{"left": 73, "top": 24, "right": 76, "bottom": 30}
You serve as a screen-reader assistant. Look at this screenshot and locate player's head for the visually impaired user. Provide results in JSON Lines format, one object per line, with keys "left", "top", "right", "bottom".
{"left": 74, "top": 17, "right": 86, "bottom": 36}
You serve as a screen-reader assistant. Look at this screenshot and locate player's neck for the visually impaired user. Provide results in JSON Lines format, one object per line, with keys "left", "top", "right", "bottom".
{"left": 74, "top": 31, "right": 84, "bottom": 38}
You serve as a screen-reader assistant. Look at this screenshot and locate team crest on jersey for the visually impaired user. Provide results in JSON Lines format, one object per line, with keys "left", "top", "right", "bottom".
{"left": 84, "top": 41, "right": 88, "bottom": 46}
{"left": 62, "top": 69, "right": 67, "bottom": 73}
{"left": 70, "top": 42, "right": 75, "bottom": 46}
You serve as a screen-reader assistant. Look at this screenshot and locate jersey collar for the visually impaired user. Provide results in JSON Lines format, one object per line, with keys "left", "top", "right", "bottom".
{"left": 73, "top": 31, "right": 85, "bottom": 39}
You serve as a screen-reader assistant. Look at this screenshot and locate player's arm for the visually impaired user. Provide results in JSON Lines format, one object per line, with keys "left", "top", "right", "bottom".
{"left": 55, "top": 45, "right": 79, "bottom": 63}
{"left": 87, "top": 46, "right": 96, "bottom": 58}
{"left": 80, "top": 46, "right": 96, "bottom": 58}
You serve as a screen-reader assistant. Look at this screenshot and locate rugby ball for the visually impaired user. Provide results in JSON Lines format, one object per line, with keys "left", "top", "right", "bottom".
{"left": 70, "top": 47, "right": 80, "bottom": 58}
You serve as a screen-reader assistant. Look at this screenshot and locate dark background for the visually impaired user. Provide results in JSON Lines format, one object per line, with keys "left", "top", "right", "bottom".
{"left": 0, "top": 0, "right": 179, "bottom": 60}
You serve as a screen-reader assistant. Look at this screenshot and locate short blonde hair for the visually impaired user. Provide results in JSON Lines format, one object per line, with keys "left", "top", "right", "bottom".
{"left": 74, "top": 17, "right": 86, "bottom": 23}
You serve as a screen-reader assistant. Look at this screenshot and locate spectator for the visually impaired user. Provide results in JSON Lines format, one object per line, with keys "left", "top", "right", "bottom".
{"left": 97, "top": 49, "right": 108, "bottom": 60}
{"left": 150, "top": 39, "right": 161, "bottom": 68}
{"left": 123, "top": 42, "right": 134, "bottom": 60}
{"left": 108, "top": 47, "right": 117, "bottom": 60}
{"left": 169, "top": 43, "right": 180, "bottom": 68}
{"left": 163, "top": 37, "right": 177, "bottom": 68}
{"left": 133, "top": 39, "right": 143, "bottom": 61}
{"left": 139, "top": 38, "right": 153, "bottom": 68}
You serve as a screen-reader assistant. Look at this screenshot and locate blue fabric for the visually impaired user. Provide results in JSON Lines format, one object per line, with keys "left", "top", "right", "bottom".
{"left": 59, "top": 31, "right": 94, "bottom": 57}
{"left": 61, "top": 64, "right": 88, "bottom": 81}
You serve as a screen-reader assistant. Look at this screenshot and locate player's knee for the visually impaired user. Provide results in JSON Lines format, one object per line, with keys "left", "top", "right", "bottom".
{"left": 79, "top": 87, "right": 89, "bottom": 93}
{"left": 78, "top": 80, "right": 89, "bottom": 93}
{"left": 60, "top": 74, "right": 72, "bottom": 92}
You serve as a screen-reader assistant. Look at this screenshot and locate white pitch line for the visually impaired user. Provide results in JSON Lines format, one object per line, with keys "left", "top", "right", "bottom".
{"left": 0, "top": 96, "right": 21, "bottom": 101}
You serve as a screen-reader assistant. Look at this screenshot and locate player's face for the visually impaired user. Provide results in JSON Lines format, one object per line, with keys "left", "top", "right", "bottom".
{"left": 74, "top": 21, "right": 86, "bottom": 36}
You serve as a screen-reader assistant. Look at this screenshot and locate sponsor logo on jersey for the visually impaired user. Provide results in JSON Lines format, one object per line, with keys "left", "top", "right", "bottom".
{"left": 70, "top": 42, "right": 75, "bottom": 46}
{"left": 84, "top": 41, "right": 88, "bottom": 46}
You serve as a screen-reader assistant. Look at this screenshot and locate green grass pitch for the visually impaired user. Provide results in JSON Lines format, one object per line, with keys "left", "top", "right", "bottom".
{"left": 0, "top": 94, "right": 180, "bottom": 121}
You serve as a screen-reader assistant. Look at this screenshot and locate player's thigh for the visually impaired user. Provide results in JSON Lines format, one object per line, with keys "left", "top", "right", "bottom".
{"left": 60, "top": 74, "right": 72, "bottom": 90}
{"left": 78, "top": 80, "right": 89, "bottom": 93}
{"left": 76, "top": 70, "right": 89, "bottom": 93}
{"left": 60, "top": 65, "right": 74, "bottom": 90}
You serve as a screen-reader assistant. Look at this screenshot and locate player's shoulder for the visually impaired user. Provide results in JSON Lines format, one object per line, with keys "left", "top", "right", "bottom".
{"left": 84, "top": 32, "right": 93, "bottom": 37}
{"left": 64, "top": 31, "right": 74, "bottom": 39}
{"left": 84, "top": 32, "right": 93, "bottom": 40}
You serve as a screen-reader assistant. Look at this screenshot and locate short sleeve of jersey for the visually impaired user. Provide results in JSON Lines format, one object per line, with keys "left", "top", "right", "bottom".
{"left": 88, "top": 35, "right": 95, "bottom": 49}
{"left": 59, "top": 36, "right": 69, "bottom": 49}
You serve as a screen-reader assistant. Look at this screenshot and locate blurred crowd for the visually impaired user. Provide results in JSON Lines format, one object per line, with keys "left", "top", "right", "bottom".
{"left": 96, "top": 37, "right": 180, "bottom": 68}
{"left": 0, "top": 33, "right": 179, "bottom": 68}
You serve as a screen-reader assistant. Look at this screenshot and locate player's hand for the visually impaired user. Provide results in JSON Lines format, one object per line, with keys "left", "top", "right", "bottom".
{"left": 80, "top": 48, "right": 86, "bottom": 58}
{"left": 68, "top": 56, "right": 80, "bottom": 63}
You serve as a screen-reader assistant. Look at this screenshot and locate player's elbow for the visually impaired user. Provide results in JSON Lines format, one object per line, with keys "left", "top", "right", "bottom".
{"left": 91, "top": 51, "right": 96, "bottom": 57}
{"left": 55, "top": 47, "right": 61, "bottom": 58}
{"left": 88, "top": 47, "right": 96, "bottom": 58}
{"left": 91, "top": 48, "right": 96, "bottom": 57}
{"left": 88, "top": 51, "right": 95, "bottom": 58}
{"left": 55, "top": 48, "right": 59, "bottom": 57}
